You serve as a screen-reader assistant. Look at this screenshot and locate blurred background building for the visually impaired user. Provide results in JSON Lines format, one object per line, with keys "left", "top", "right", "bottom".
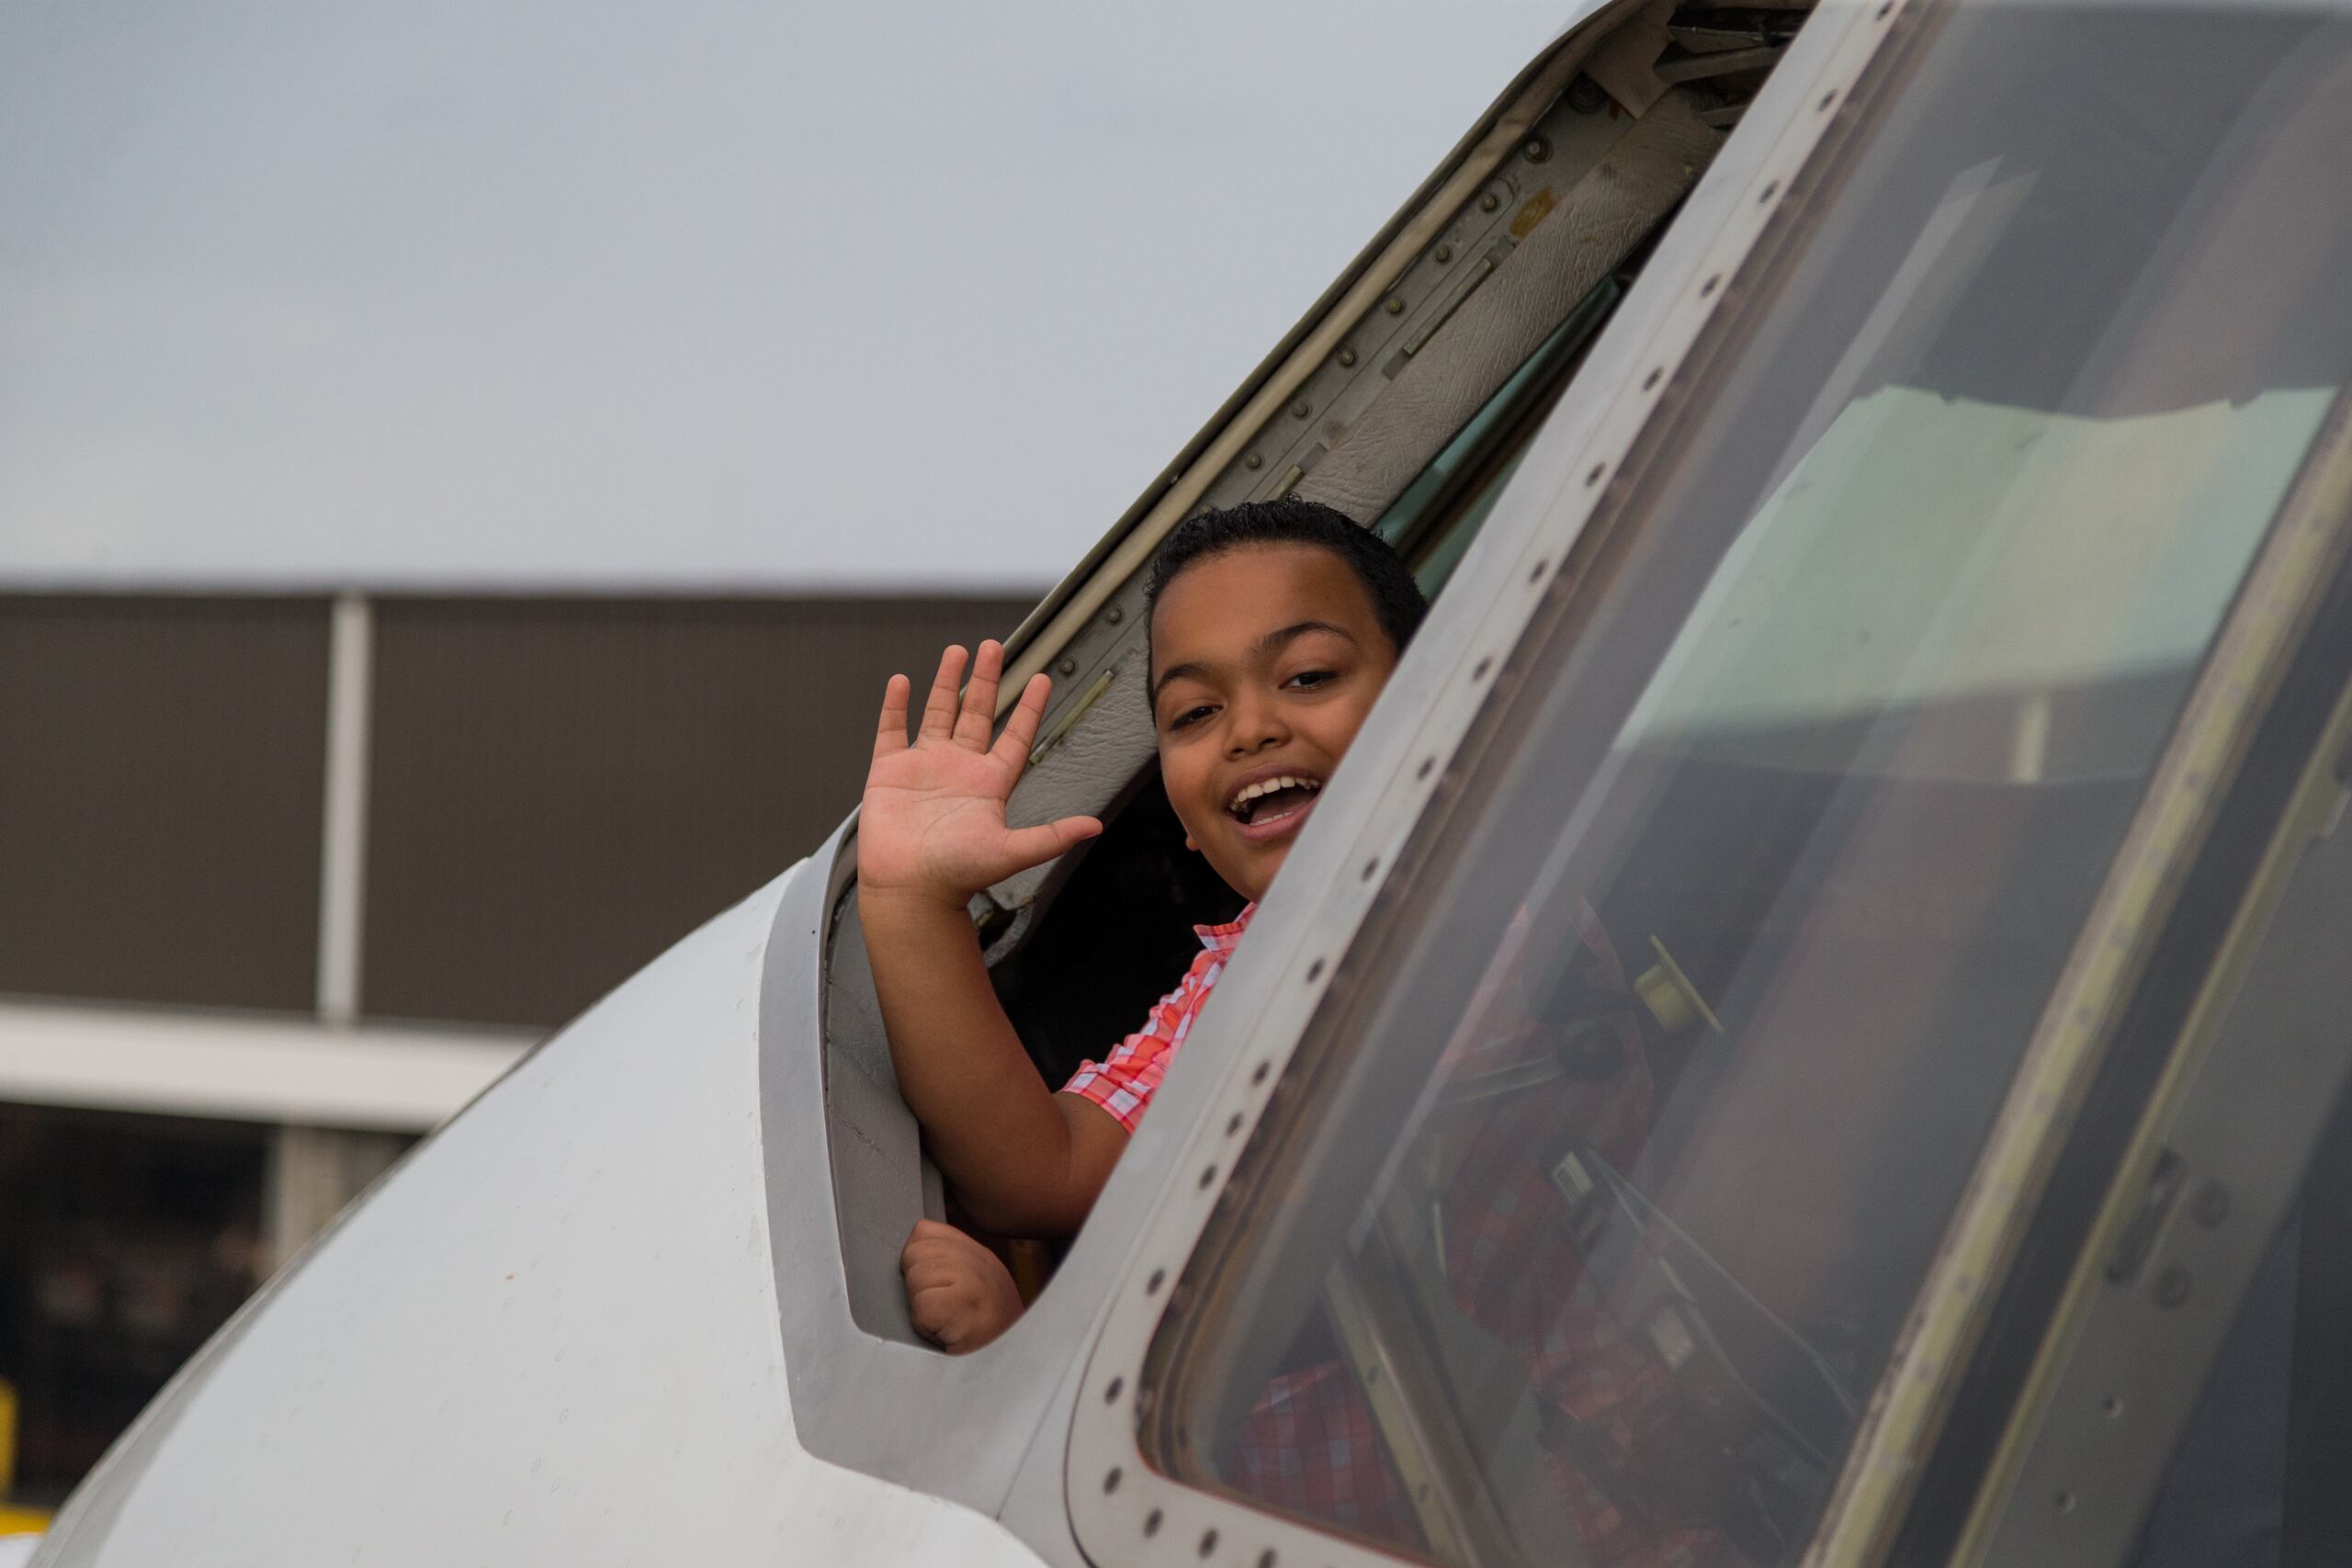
{"left": 0, "top": 587, "right": 1034, "bottom": 1499}
{"left": 0, "top": 0, "right": 1561, "bottom": 1514}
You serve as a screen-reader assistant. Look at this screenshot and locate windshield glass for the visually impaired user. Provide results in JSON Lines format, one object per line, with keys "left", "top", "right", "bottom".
{"left": 1153, "top": 6, "right": 2352, "bottom": 1566}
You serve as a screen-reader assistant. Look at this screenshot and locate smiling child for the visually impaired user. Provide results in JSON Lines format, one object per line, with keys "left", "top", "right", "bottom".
{"left": 858, "top": 499, "right": 1425, "bottom": 1351}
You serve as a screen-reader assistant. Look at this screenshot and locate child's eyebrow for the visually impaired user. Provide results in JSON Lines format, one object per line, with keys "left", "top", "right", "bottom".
{"left": 1151, "top": 621, "right": 1358, "bottom": 705}
{"left": 1256, "top": 619, "right": 1356, "bottom": 659}
{"left": 1150, "top": 660, "right": 1210, "bottom": 704}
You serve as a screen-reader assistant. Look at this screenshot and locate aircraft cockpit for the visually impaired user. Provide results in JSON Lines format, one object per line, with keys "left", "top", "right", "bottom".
{"left": 27, "top": 0, "right": 2352, "bottom": 1564}
{"left": 817, "top": 0, "right": 1806, "bottom": 1323}
{"left": 985, "top": 4, "right": 2352, "bottom": 1563}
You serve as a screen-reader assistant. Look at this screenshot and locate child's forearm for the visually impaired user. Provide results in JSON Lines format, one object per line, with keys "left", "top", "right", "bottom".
{"left": 861, "top": 888, "right": 1115, "bottom": 1236}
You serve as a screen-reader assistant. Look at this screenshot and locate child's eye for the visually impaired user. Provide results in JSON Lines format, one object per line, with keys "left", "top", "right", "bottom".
{"left": 1285, "top": 669, "right": 1339, "bottom": 691}
{"left": 1168, "top": 704, "right": 1216, "bottom": 731}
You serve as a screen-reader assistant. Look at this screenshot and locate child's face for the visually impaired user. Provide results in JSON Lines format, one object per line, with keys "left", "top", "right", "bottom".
{"left": 1148, "top": 543, "right": 1400, "bottom": 902}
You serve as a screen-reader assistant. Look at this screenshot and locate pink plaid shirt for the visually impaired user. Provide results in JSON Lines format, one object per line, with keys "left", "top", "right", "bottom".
{"left": 1061, "top": 904, "right": 1255, "bottom": 1132}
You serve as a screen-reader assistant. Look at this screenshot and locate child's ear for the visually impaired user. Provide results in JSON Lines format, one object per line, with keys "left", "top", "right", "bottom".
{"left": 1184, "top": 833, "right": 1198, "bottom": 852}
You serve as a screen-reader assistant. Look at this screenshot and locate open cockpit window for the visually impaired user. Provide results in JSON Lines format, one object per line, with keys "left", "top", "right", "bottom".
{"left": 1124, "top": 6, "right": 2352, "bottom": 1565}
{"left": 980, "top": 2, "right": 1811, "bottom": 1090}
{"left": 989, "top": 269, "right": 1625, "bottom": 1117}
{"left": 820, "top": 0, "right": 1826, "bottom": 1341}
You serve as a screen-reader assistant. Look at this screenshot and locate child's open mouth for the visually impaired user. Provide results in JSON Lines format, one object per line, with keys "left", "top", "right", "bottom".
{"left": 1226, "top": 773, "right": 1324, "bottom": 840}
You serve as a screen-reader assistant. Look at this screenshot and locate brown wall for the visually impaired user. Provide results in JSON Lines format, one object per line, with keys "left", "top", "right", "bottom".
{"left": 0, "top": 592, "right": 1036, "bottom": 1030}
{"left": 0, "top": 597, "right": 331, "bottom": 1011}
{"left": 363, "top": 596, "right": 1035, "bottom": 1027}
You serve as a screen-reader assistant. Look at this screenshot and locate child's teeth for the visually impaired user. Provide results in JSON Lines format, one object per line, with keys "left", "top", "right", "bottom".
{"left": 1231, "top": 775, "right": 1320, "bottom": 816}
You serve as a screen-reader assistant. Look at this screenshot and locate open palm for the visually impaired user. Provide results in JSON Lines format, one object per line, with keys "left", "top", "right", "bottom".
{"left": 859, "top": 640, "right": 1102, "bottom": 905}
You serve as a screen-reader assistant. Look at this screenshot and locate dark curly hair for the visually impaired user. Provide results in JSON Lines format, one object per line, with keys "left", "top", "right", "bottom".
{"left": 1146, "top": 498, "right": 1428, "bottom": 659}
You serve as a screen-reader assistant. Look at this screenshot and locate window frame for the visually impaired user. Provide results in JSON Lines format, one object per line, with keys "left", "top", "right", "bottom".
{"left": 1947, "top": 543, "right": 2352, "bottom": 1568}
{"left": 1059, "top": 0, "right": 1916, "bottom": 1561}
{"left": 758, "top": 0, "right": 1760, "bottom": 1527}
{"left": 1921, "top": 419, "right": 2352, "bottom": 1565}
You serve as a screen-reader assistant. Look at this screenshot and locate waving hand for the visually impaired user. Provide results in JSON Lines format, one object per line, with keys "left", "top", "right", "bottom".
{"left": 859, "top": 640, "right": 1102, "bottom": 908}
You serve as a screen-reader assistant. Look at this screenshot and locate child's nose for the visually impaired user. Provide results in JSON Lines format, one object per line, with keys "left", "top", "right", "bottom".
{"left": 1226, "top": 692, "right": 1291, "bottom": 755}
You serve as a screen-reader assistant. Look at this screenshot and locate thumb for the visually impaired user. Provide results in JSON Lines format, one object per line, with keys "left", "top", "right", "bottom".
{"left": 1001, "top": 815, "right": 1102, "bottom": 870}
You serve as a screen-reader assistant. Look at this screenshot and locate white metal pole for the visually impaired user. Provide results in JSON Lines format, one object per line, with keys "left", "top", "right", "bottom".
{"left": 315, "top": 592, "right": 374, "bottom": 1026}
{"left": 274, "top": 592, "right": 379, "bottom": 1265}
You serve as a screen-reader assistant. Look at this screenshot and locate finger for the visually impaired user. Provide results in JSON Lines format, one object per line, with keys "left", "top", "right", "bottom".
{"left": 872, "top": 673, "right": 911, "bottom": 760}
{"left": 909, "top": 1292, "right": 952, "bottom": 1345}
{"left": 900, "top": 1219, "right": 963, "bottom": 1270}
{"left": 989, "top": 673, "right": 1055, "bottom": 769}
{"left": 953, "top": 640, "right": 1002, "bottom": 750}
{"left": 918, "top": 646, "right": 967, "bottom": 741}
{"left": 908, "top": 1282, "right": 970, "bottom": 1328}
{"left": 1002, "top": 816, "right": 1102, "bottom": 870}
{"left": 904, "top": 1258, "right": 957, "bottom": 1294}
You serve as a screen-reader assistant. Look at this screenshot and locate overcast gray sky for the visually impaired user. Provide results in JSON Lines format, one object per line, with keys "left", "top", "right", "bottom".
{"left": 0, "top": 1, "right": 1566, "bottom": 591}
